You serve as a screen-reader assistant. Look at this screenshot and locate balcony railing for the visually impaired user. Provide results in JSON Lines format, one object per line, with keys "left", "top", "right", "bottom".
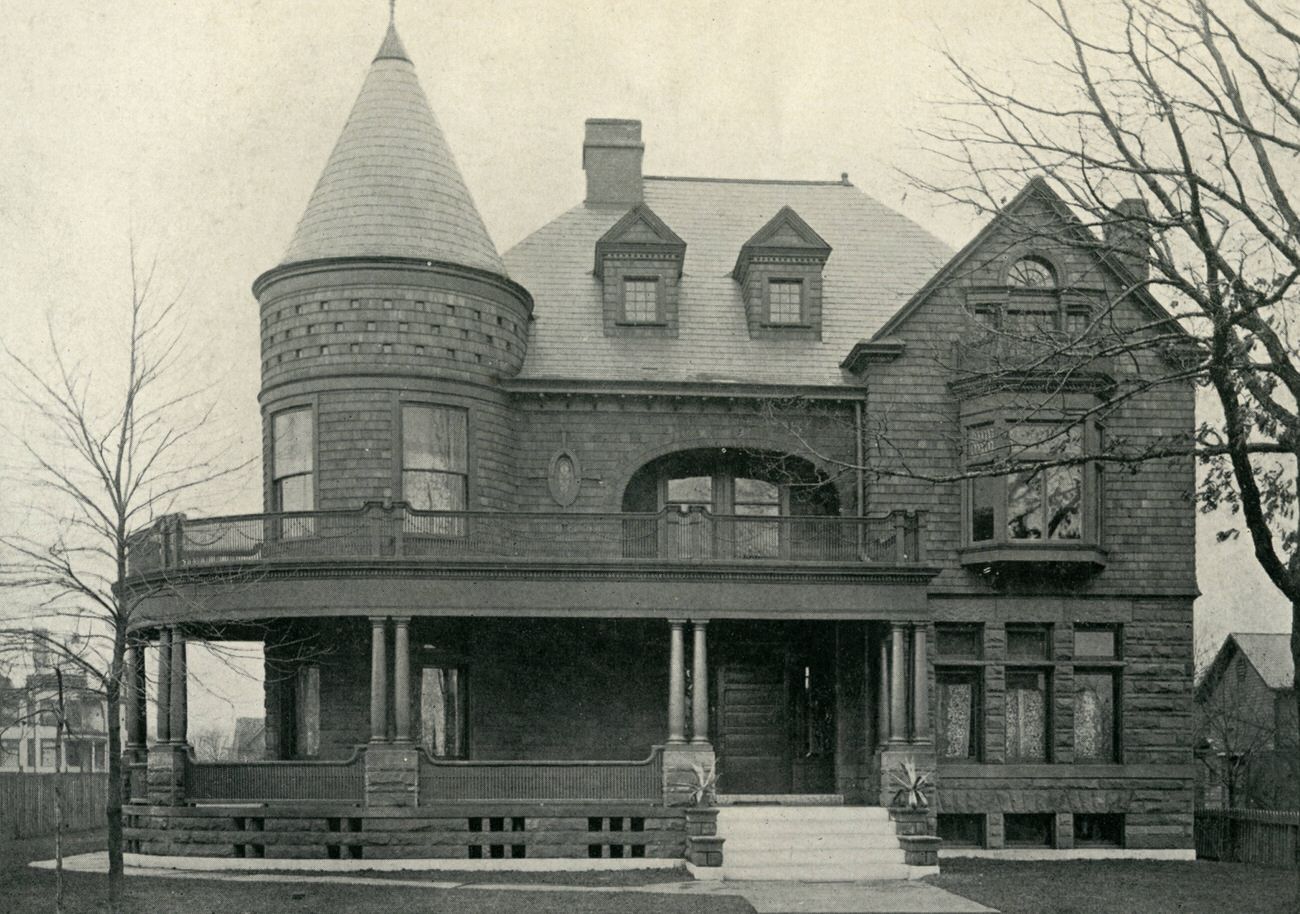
{"left": 418, "top": 748, "right": 664, "bottom": 804}
{"left": 126, "top": 504, "right": 925, "bottom": 577}
{"left": 952, "top": 333, "right": 1115, "bottom": 381}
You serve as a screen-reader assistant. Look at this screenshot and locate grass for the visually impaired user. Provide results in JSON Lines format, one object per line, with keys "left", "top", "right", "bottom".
{"left": 930, "top": 857, "right": 1300, "bottom": 914}
{"left": 0, "top": 835, "right": 754, "bottom": 914}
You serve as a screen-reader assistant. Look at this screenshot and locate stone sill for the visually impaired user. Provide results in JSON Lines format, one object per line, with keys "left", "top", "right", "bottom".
{"left": 935, "top": 762, "right": 1191, "bottom": 779}
{"left": 946, "top": 849, "right": 1195, "bottom": 861}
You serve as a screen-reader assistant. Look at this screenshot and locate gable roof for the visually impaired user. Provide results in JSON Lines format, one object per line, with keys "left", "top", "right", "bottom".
{"left": 732, "top": 205, "right": 832, "bottom": 279}
{"left": 869, "top": 176, "right": 1186, "bottom": 344}
{"left": 504, "top": 177, "right": 952, "bottom": 386}
{"left": 1198, "top": 632, "right": 1294, "bottom": 700}
{"left": 279, "top": 22, "right": 506, "bottom": 275}
{"left": 594, "top": 203, "right": 686, "bottom": 277}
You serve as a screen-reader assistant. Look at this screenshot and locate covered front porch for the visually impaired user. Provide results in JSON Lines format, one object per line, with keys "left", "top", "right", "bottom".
{"left": 121, "top": 615, "right": 937, "bottom": 860}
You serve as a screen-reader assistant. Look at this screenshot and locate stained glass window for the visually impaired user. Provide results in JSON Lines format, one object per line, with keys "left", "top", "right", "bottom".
{"left": 937, "top": 671, "right": 980, "bottom": 760}
{"left": 1074, "top": 670, "right": 1117, "bottom": 762}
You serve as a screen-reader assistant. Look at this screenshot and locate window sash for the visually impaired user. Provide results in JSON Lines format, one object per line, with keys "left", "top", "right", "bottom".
{"left": 402, "top": 406, "right": 468, "bottom": 474}
{"left": 1074, "top": 669, "right": 1119, "bottom": 762}
{"left": 936, "top": 669, "right": 981, "bottom": 760}
{"left": 767, "top": 279, "right": 804, "bottom": 324}
{"left": 1005, "top": 670, "right": 1050, "bottom": 761}
{"left": 273, "top": 409, "right": 313, "bottom": 479}
{"left": 622, "top": 278, "right": 661, "bottom": 323}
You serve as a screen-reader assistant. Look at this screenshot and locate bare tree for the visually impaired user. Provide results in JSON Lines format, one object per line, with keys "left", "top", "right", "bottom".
{"left": 0, "top": 248, "right": 249, "bottom": 913}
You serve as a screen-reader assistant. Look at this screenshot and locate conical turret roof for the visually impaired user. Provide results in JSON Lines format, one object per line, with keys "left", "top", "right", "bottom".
{"left": 280, "top": 22, "right": 506, "bottom": 275}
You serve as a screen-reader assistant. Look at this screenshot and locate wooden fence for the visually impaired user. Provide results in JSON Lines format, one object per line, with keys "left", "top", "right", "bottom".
{"left": 1195, "top": 809, "right": 1300, "bottom": 869}
{"left": 0, "top": 773, "right": 109, "bottom": 839}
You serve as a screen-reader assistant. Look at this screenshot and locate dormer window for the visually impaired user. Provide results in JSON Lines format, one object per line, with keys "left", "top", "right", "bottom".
{"left": 733, "top": 206, "right": 831, "bottom": 340}
{"left": 622, "top": 277, "right": 662, "bottom": 324}
{"left": 767, "top": 279, "right": 805, "bottom": 324}
{"left": 595, "top": 204, "right": 685, "bottom": 338}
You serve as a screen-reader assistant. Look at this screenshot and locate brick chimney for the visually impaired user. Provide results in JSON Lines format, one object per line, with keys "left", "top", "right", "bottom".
{"left": 583, "top": 119, "right": 644, "bottom": 206}
{"left": 1104, "top": 197, "right": 1151, "bottom": 282}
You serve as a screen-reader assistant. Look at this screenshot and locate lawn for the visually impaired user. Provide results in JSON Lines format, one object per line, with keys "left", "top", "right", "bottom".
{"left": 0, "top": 835, "right": 755, "bottom": 914}
{"left": 930, "top": 857, "right": 1299, "bottom": 914}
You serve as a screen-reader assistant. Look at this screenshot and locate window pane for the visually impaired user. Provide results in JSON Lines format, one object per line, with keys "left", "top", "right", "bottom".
{"left": 404, "top": 470, "right": 467, "bottom": 511}
{"left": 623, "top": 278, "right": 659, "bottom": 322}
{"left": 296, "top": 665, "right": 320, "bottom": 757}
{"left": 972, "top": 476, "right": 996, "bottom": 542}
{"left": 768, "top": 280, "right": 803, "bottom": 323}
{"left": 273, "top": 409, "right": 313, "bottom": 478}
{"left": 667, "top": 476, "right": 712, "bottom": 506}
{"left": 936, "top": 625, "right": 982, "bottom": 660}
{"left": 1074, "top": 628, "right": 1117, "bottom": 658}
{"left": 1007, "top": 471, "right": 1044, "bottom": 540}
{"left": 403, "top": 406, "right": 468, "bottom": 473}
{"left": 1007, "top": 627, "right": 1050, "bottom": 660}
{"left": 421, "top": 667, "right": 465, "bottom": 757}
{"left": 1074, "top": 671, "right": 1116, "bottom": 762}
{"left": 735, "top": 478, "right": 779, "bottom": 506}
{"left": 937, "top": 673, "right": 978, "bottom": 760}
{"left": 1006, "top": 670, "right": 1049, "bottom": 761}
{"left": 276, "top": 474, "right": 314, "bottom": 512}
{"left": 1046, "top": 466, "right": 1082, "bottom": 539}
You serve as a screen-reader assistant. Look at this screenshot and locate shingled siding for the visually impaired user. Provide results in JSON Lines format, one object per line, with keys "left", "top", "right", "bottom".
{"left": 265, "top": 619, "right": 669, "bottom": 762}
{"left": 509, "top": 396, "right": 862, "bottom": 514}
{"left": 863, "top": 194, "right": 1197, "bottom": 598}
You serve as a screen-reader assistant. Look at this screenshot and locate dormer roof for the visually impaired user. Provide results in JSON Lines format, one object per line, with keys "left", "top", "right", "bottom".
{"left": 732, "top": 205, "right": 833, "bottom": 281}
{"left": 279, "top": 21, "right": 505, "bottom": 276}
{"left": 594, "top": 203, "right": 686, "bottom": 277}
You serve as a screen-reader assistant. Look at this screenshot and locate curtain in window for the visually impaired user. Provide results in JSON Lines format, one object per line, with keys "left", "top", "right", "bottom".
{"left": 938, "top": 679, "right": 974, "bottom": 759}
{"left": 421, "top": 667, "right": 465, "bottom": 758}
{"left": 1074, "top": 672, "right": 1114, "bottom": 761}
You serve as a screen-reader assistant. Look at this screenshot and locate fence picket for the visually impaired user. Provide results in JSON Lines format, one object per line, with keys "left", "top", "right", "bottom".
{"left": 1196, "top": 809, "right": 1300, "bottom": 869}
{"left": 0, "top": 773, "right": 108, "bottom": 840}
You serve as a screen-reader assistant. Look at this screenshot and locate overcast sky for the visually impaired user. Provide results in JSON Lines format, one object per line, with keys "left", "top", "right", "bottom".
{"left": 0, "top": 1, "right": 1289, "bottom": 734}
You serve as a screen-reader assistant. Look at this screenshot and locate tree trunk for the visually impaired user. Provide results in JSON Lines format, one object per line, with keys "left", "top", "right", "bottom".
{"left": 1291, "top": 610, "right": 1300, "bottom": 914}
{"left": 54, "top": 668, "right": 65, "bottom": 914}
{"left": 105, "top": 623, "right": 126, "bottom": 914}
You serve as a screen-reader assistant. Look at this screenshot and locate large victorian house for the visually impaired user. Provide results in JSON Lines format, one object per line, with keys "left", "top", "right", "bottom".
{"left": 120, "top": 16, "right": 1196, "bottom": 876}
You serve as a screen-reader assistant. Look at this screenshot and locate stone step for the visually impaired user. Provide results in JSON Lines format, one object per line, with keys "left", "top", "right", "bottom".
{"left": 716, "top": 862, "right": 917, "bottom": 882}
{"left": 717, "top": 819, "right": 899, "bottom": 837}
{"left": 716, "top": 808, "right": 893, "bottom": 825}
{"left": 723, "top": 833, "right": 903, "bottom": 851}
{"left": 723, "top": 847, "right": 908, "bottom": 866}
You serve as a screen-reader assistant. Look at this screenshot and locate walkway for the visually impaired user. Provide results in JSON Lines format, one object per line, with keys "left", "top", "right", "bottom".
{"left": 34, "top": 852, "right": 995, "bottom": 913}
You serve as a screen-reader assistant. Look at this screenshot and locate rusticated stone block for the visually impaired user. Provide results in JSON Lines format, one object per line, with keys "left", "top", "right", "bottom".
{"left": 684, "top": 808, "right": 717, "bottom": 837}
{"left": 662, "top": 744, "right": 716, "bottom": 808}
{"left": 365, "top": 745, "right": 419, "bottom": 807}
{"left": 686, "top": 835, "right": 724, "bottom": 867}
{"left": 899, "top": 835, "right": 941, "bottom": 867}
{"left": 146, "top": 746, "right": 187, "bottom": 805}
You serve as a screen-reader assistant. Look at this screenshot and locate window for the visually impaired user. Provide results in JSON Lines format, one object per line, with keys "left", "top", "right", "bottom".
{"left": 421, "top": 666, "right": 467, "bottom": 757}
{"left": 662, "top": 473, "right": 790, "bottom": 559}
{"left": 1004, "top": 812, "right": 1055, "bottom": 847}
{"left": 0, "top": 739, "right": 19, "bottom": 768}
{"left": 1007, "top": 625, "right": 1051, "bottom": 661}
{"left": 295, "top": 665, "right": 320, "bottom": 758}
{"left": 1007, "top": 257, "right": 1057, "bottom": 289}
{"left": 935, "top": 624, "right": 983, "bottom": 661}
{"left": 1074, "top": 813, "right": 1123, "bottom": 846}
{"left": 1005, "top": 669, "right": 1050, "bottom": 761}
{"left": 1073, "top": 670, "right": 1118, "bottom": 762}
{"left": 936, "top": 668, "right": 981, "bottom": 761}
{"left": 965, "top": 418, "right": 1094, "bottom": 548}
{"left": 1074, "top": 626, "right": 1119, "bottom": 659}
{"left": 402, "top": 405, "right": 469, "bottom": 522}
{"left": 733, "top": 478, "right": 781, "bottom": 558}
{"left": 40, "top": 742, "right": 57, "bottom": 769}
{"left": 767, "top": 279, "right": 804, "bottom": 324}
{"left": 938, "top": 814, "right": 985, "bottom": 847}
{"left": 272, "top": 409, "right": 314, "bottom": 514}
{"left": 621, "top": 278, "right": 661, "bottom": 323}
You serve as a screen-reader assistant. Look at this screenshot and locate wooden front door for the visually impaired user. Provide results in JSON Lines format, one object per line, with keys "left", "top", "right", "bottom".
{"left": 715, "top": 636, "right": 836, "bottom": 795}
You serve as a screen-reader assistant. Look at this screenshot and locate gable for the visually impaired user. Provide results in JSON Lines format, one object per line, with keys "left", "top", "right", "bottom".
{"left": 594, "top": 203, "right": 686, "bottom": 278}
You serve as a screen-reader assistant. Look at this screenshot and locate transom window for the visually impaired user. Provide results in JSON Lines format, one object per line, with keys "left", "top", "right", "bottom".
{"left": 767, "top": 279, "right": 804, "bottom": 324}
{"left": 622, "top": 278, "right": 660, "bottom": 323}
{"left": 402, "top": 405, "right": 469, "bottom": 515}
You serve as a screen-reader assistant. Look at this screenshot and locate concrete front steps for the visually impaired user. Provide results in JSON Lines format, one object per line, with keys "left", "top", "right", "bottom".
{"left": 709, "top": 805, "right": 924, "bottom": 881}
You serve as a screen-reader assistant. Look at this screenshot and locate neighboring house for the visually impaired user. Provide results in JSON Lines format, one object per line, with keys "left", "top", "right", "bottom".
{"left": 117, "top": 15, "right": 1196, "bottom": 868}
{"left": 1196, "top": 633, "right": 1298, "bottom": 809}
{"left": 0, "top": 664, "right": 109, "bottom": 774}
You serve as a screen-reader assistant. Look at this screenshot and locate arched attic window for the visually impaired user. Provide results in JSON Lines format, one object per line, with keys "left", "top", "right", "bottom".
{"left": 1006, "top": 256, "right": 1058, "bottom": 289}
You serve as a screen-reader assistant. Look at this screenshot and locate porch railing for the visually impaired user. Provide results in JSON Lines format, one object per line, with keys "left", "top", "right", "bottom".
{"left": 126, "top": 505, "right": 924, "bottom": 576}
{"left": 183, "top": 749, "right": 365, "bottom": 804}
{"left": 418, "top": 748, "right": 664, "bottom": 804}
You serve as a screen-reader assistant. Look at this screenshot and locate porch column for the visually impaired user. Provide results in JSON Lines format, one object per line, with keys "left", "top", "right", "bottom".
{"left": 370, "top": 617, "right": 388, "bottom": 743}
{"left": 125, "top": 639, "right": 147, "bottom": 749}
{"left": 668, "top": 620, "right": 687, "bottom": 745}
{"left": 393, "top": 616, "right": 412, "bottom": 743}
{"left": 912, "top": 625, "right": 931, "bottom": 744}
{"left": 876, "top": 632, "right": 890, "bottom": 746}
{"left": 691, "top": 620, "right": 710, "bottom": 746}
{"left": 155, "top": 628, "right": 172, "bottom": 744}
{"left": 889, "top": 623, "right": 908, "bottom": 744}
{"left": 169, "top": 629, "right": 187, "bottom": 745}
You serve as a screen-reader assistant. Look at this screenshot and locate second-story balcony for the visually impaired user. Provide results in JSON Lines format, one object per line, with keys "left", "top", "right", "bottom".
{"left": 125, "top": 502, "right": 926, "bottom": 579}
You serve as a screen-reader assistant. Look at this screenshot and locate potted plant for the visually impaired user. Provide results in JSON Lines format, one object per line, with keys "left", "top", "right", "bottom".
{"left": 890, "top": 758, "right": 933, "bottom": 811}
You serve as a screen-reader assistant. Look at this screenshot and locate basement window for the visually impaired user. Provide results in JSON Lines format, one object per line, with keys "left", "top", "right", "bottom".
{"left": 1074, "top": 813, "right": 1123, "bottom": 847}
{"left": 1004, "top": 813, "right": 1055, "bottom": 847}
{"left": 937, "top": 814, "right": 985, "bottom": 848}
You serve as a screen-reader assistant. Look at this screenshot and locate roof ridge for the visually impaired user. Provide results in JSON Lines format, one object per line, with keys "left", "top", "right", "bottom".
{"left": 645, "top": 175, "right": 852, "bottom": 187}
